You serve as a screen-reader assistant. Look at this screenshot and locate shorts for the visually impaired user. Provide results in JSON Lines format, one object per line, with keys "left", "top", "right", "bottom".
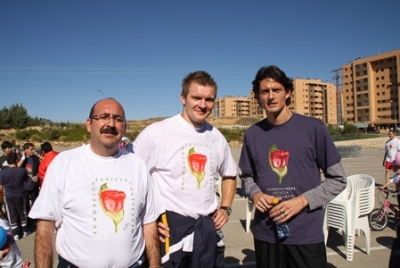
{"left": 386, "top": 161, "right": 394, "bottom": 170}
{"left": 254, "top": 239, "right": 327, "bottom": 268}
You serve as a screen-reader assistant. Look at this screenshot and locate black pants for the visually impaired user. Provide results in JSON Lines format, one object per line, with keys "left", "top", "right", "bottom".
{"left": 5, "top": 195, "right": 28, "bottom": 236}
{"left": 254, "top": 238, "right": 327, "bottom": 268}
{"left": 24, "top": 185, "right": 39, "bottom": 217}
{"left": 389, "top": 227, "right": 400, "bottom": 268}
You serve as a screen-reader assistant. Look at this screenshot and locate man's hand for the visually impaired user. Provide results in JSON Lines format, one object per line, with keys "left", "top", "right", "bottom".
{"left": 32, "top": 175, "right": 39, "bottom": 182}
{"left": 157, "top": 221, "right": 169, "bottom": 243}
{"left": 212, "top": 209, "right": 229, "bottom": 230}
{"left": 269, "top": 196, "right": 308, "bottom": 223}
{"left": 252, "top": 192, "right": 276, "bottom": 213}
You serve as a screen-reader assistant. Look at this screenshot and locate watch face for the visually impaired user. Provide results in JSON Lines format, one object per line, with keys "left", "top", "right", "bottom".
{"left": 226, "top": 208, "right": 232, "bottom": 215}
{"left": 221, "top": 206, "right": 232, "bottom": 215}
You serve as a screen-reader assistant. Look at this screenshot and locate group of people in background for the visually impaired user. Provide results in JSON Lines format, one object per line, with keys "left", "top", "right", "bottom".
{"left": 0, "top": 140, "right": 58, "bottom": 266}
{"left": 0, "top": 141, "right": 59, "bottom": 240}
{"left": 0, "top": 65, "right": 398, "bottom": 268}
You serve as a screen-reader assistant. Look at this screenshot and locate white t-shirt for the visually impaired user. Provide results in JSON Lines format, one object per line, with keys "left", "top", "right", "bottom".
{"left": 385, "top": 138, "right": 400, "bottom": 162}
{"left": 133, "top": 114, "right": 237, "bottom": 219}
{"left": 29, "top": 145, "right": 163, "bottom": 268}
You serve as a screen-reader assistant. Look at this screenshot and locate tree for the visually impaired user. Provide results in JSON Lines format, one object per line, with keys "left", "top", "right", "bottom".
{"left": 9, "top": 103, "right": 28, "bottom": 129}
{"left": 0, "top": 103, "right": 29, "bottom": 129}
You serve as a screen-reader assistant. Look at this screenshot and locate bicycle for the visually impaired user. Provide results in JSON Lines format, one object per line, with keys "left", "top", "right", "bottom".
{"left": 369, "top": 183, "right": 400, "bottom": 231}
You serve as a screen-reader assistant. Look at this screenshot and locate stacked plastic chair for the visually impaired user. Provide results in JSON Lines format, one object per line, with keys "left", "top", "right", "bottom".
{"left": 323, "top": 174, "right": 375, "bottom": 261}
{"left": 245, "top": 199, "right": 255, "bottom": 233}
{"left": 215, "top": 175, "right": 222, "bottom": 197}
{"left": 323, "top": 177, "right": 353, "bottom": 245}
{"left": 349, "top": 174, "right": 375, "bottom": 259}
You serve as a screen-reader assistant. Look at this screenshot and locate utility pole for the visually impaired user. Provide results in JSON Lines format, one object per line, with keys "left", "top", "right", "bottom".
{"left": 331, "top": 68, "right": 343, "bottom": 126}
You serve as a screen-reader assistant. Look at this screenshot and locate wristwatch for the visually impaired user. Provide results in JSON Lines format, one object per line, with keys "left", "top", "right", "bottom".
{"left": 219, "top": 206, "right": 232, "bottom": 216}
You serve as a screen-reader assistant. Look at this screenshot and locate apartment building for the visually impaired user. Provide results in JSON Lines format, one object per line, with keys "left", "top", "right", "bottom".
{"left": 212, "top": 96, "right": 251, "bottom": 117}
{"left": 341, "top": 49, "right": 400, "bottom": 130}
{"left": 212, "top": 80, "right": 337, "bottom": 125}
{"left": 290, "top": 78, "right": 338, "bottom": 125}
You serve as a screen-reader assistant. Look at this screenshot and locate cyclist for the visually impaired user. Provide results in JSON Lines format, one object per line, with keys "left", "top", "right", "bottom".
{"left": 381, "top": 152, "right": 400, "bottom": 212}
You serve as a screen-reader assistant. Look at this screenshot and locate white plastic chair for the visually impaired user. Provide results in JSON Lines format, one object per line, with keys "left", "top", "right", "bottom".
{"left": 323, "top": 177, "right": 353, "bottom": 244}
{"left": 215, "top": 175, "right": 222, "bottom": 197}
{"left": 245, "top": 199, "right": 255, "bottom": 233}
{"left": 323, "top": 174, "right": 375, "bottom": 261}
{"left": 347, "top": 174, "right": 375, "bottom": 260}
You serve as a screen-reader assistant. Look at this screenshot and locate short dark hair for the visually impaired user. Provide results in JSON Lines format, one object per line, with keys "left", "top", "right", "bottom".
{"left": 1, "top": 141, "right": 12, "bottom": 150}
{"left": 181, "top": 71, "right": 218, "bottom": 98}
{"left": 6, "top": 152, "right": 17, "bottom": 165}
{"left": 40, "top": 142, "right": 53, "bottom": 153}
{"left": 252, "top": 65, "right": 294, "bottom": 106}
{"left": 23, "top": 142, "right": 34, "bottom": 150}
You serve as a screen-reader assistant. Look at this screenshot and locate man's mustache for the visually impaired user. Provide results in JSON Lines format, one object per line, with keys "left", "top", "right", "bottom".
{"left": 100, "top": 127, "right": 118, "bottom": 135}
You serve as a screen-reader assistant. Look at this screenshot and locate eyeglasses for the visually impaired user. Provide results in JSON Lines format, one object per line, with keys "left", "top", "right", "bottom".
{"left": 90, "top": 114, "right": 125, "bottom": 123}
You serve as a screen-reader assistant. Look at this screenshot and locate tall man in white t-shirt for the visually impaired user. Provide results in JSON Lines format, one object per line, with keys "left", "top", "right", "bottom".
{"left": 383, "top": 130, "right": 400, "bottom": 183}
{"left": 133, "top": 71, "right": 237, "bottom": 267}
{"left": 29, "top": 98, "right": 163, "bottom": 268}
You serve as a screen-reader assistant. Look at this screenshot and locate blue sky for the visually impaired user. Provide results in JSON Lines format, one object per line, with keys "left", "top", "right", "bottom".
{"left": 1, "top": 0, "right": 399, "bottom": 122}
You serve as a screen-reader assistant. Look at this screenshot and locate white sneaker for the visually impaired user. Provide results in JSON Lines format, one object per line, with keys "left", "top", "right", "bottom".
{"left": 14, "top": 235, "right": 19, "bottom": 241}
{"left": 23, "top": 232, "right": 29, "bottom": 238}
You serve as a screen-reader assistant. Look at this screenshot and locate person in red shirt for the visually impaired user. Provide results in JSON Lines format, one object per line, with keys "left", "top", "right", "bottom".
{"left": 38, "top": 142, "right": 59, "bottom": 188}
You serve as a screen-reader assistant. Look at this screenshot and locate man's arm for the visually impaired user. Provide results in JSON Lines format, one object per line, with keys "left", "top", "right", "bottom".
{"left": 143, "top": 221, "right": 161, "bottom": 268}
{"left": 213, "top": 176, "right": 236, "bottom": 230}
{"left": 303, "top": 161, "right": 347, "bottom": 210}
{"left": 35, "top": 219, "right": 56, "bottom": 268}
{"left": 383, "top": 151, "right": 388, "bottom": 166}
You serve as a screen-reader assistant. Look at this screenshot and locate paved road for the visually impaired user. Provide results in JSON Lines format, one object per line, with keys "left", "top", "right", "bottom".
{"left": 16, "top": 147, "right": 398, "bottom": 267}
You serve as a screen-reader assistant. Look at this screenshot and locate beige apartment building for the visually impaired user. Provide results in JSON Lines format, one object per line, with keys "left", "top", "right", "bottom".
{"left": 290, "top": 78, "right": 338, "bottom": 125}
{"left": 212, "top": 79, "right": 337, "bottom": 125}
{"left": 341, "top": 49, "right": 400, "bottom": 130}
{"left": 212, "top": 96, "right": 251, "bottom": 117}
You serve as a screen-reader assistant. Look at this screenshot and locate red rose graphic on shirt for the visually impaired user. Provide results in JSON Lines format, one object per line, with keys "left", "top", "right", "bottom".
{"left": 99, "top": 183, "right": 126, "bottom": 232}
{"left": 269, "top": 144, "right": 290, "bottom": 184}
{"left": 187, "top": 147, "right": 207, "bottom": 188}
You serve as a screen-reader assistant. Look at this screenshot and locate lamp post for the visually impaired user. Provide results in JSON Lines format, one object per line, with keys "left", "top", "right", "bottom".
{"left": 390, "top": 100, "right": 397, "bottom": 131}
{"left": 97, "top": 89, "right": 105, "bottom": 96}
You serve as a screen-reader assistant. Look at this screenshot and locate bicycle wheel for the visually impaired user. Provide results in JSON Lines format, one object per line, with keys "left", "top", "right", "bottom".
{"left": 369, "top": 208, "right": 388, "bottom": 231}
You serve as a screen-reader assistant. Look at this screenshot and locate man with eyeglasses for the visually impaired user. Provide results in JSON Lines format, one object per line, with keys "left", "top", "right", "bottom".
{"left": 383, "top": 130, "right": 400, "bottom": 184}
{"left": 133, "top": 71, "right": 237, "bottom": 268}
{"left": 29, "top": 98, "right": 163, "bottom": 268}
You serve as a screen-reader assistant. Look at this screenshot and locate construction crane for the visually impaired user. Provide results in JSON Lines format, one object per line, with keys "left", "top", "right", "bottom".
{"left": 331, "top": 68, "right": 343, "bottom": 126}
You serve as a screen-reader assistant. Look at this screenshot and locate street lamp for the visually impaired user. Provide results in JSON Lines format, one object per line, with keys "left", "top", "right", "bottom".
{"left": 390, "top": 100, "right": 397, "bottom": 130}
{"left": 97, "top": 89, "right": 105, "bottom": 96}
